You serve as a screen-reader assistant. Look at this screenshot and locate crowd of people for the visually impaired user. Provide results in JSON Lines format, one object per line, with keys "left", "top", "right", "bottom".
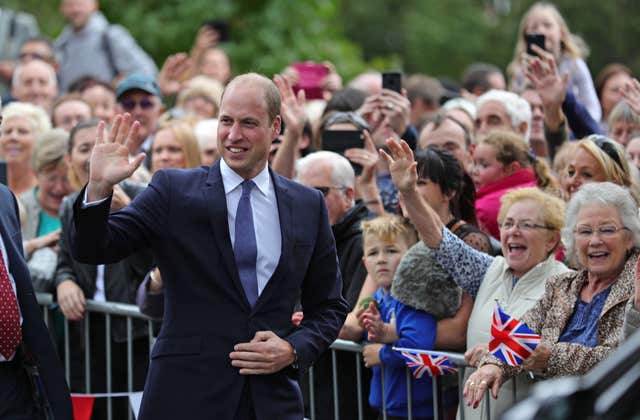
{"left": 2, "top": 0, "right": 640, "bottom": 419}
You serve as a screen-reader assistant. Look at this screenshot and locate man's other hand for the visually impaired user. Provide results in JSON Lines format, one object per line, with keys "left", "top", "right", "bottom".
{"left": 230, "top": 331, "right": 296, "bottom": 375}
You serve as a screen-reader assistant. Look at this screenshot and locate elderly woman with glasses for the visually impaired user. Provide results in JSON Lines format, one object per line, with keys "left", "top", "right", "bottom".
{"left": 381, "top": 139, "right": 571, "bottom": 419}
{"left": 564, "top": 134, "right": 640, "bottom": 203}
{"left": 465, "top": 182, "right": 640, "bottom": 409}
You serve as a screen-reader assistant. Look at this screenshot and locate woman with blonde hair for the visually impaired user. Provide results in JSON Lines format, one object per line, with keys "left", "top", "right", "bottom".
{"left": 564, "top": 134, "right": 640, "bottom": 203}
{"left": 151, "top": 120, "right": 202, "bottom": 173}
{"left": 175, "top": 76, "right": 224, "bottom": 119}
{"left": 508, "top": 2, "right": 600, "bottom": 121}
{"left": 472, "top": 130, "right": 558, "bottom": 239}
{"left": 0, "top": 102, "right": 51, "bottom": 194}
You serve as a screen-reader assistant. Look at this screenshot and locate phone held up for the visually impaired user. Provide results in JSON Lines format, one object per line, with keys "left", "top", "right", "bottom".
{"left": 525, "top": 33, "right": 545, "bottom": 56}
{"left": 382, "top": 71, "right": 402, "bottom": 93}
{"left": 202, "top": 20, "right": 230, "bottom": 42}
{"left": 321, "top": 130, "right": 365, "bottom": 176}
{"left": 291, "top": 62, "right": 330, "bottom": 100}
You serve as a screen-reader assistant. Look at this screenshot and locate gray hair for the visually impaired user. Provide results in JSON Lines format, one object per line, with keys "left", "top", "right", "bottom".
{"left": 607, "top": 100, "right": 640, "bottom": 128}
{"left": 1, "top": 102, "right": 52, "bottom": 137}
{"left": 296, "top": 150, "right": 355, "bottom": 189}
{"left": 477, "top": 89, "right": 532, "bottom": 143}
{"left": 12, "top": 60, "right": 57, "bottom": 90}
{"left": 194, "top": 118, "right": 218, "bottom": 150}
{"left": 562, "top": 182, "right": 640, "bottom": 266}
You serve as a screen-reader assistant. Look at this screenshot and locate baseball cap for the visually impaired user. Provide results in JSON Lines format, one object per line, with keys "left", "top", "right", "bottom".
{"left": 115, "top": 73, "right": 162, "bottom": 100}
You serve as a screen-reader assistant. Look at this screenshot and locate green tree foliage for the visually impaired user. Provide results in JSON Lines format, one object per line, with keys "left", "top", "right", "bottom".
{"left": 4, "top": 0, "right": 640, "bottom": 84}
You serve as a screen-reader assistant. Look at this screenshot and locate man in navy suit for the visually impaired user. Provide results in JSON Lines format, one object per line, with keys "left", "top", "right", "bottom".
{"left": 0, "top": 183, "right": 72, "bottom": 417}
{"left": 69, "top": 73, "right": 348, "bottom": 419}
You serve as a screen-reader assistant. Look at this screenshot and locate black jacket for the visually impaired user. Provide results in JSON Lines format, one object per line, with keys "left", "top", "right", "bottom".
{"left": 332, "top": 201, "right": 374, "bottom": 309}
{"left": 55, "top": 182, "right": 154, "bottom": 342}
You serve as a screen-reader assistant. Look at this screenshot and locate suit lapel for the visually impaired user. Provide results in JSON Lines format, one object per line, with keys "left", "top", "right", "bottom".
{"left": 253, "top": 171, "right": 293, "bottom": 311}
{"left": 204, "top": 163, "right": 250, "bottom": 310}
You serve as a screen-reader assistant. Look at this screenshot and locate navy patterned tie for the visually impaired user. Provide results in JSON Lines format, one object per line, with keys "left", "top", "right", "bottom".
{"left": 234, "top": 180, "right": 259, "bottom": 307}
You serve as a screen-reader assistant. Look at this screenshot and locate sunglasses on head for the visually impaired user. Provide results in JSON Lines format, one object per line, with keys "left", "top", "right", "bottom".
{"left": 325, "top": 112, "right": 370, "bottom": 131}
{"left": 119, "top": 97, "right": 155, "bottom": 111}
{"left": 589, "top": 135, "right": 624, "bottom": 170}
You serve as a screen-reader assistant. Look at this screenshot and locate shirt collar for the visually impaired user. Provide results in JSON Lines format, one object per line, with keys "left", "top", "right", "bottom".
{"left": 220, "top": 159, "right": 270, "bottom": 196}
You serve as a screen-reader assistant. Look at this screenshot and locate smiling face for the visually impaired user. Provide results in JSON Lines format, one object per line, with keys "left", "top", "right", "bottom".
{"left": 151, "top": 127, "right": 186, "bottom": 172}
{"left": 68, "top": 126, "right": 96, "bottom": 185}
{"left": 37, "top": 163, "right": 73, "bottom": 216}
{"left": 0, "top": 116, "right": 36, "bottom": 165}
{"left": 499, "top": 199, "right": 559, "bottom": 277}
{"left": 565, "top": 147, "right": 607, "bottom": 199}
{"left": 610, "top": 120, "right": 640, "bottom": 147}
{"left": 116, "top": 90, "right": 162, "bottom": 142}
{"left": 217, "top": 80, "right": 280, "bottom": 179}
{"left": 575, "top": 204, "right": 633, "bottom": 281}
{"left": 524, "top": 6, "right": 563, "bottom": 57}
{"left": 475, "top": 101, "right": 514, "bottom": 139}
{"left": 11, "top": 61, "right": 58, "bottom": 111}
{"left": 362, "top": 235, "right": 409, "bottom": 291}
{"left": 53, "top": 99, "right": 92, "bottom": 132}
{"left": 82, "top": 84, "right": 116, "bottom": 124}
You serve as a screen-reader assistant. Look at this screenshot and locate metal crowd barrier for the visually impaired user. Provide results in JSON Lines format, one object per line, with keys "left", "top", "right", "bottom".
{"left": 37, "top": 292, "right": 154, "bottom": 420}
{"left": 36, "top": 293, "right": 525, "bottom": 420}
{"left": 310, "top": 339, "right": 517, "bottom": 420}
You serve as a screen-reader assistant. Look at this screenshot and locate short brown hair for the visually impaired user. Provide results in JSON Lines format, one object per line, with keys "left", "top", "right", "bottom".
{"left": 222, "top": 73, "right": 281, "bottom": 123}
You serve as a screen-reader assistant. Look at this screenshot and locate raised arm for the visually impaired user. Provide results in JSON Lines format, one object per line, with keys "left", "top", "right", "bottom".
{"left": 379, "top": 138, "right": 443, "bottom": 248}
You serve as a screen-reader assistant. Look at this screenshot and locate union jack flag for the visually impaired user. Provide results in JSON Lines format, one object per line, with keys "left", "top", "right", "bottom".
{"left": 488, "top": 302, "right": 541, "bottom": 366}
{"left": 393, "top": 347, "right": 458, "bottom": 378}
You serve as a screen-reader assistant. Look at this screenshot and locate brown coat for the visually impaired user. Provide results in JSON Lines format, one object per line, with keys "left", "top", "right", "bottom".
{"left": 483, "top": 250, "right": 638, "bottom": 379}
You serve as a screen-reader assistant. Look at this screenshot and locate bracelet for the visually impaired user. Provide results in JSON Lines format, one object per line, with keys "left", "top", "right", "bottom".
{"left": 363, "top": 199, "right": 380, "bottom": 205}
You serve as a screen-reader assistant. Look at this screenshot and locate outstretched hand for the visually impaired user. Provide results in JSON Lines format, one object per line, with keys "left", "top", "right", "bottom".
{"left": 524, "top": 45, "right": 568, "bottom": 112}
{"left": 623, "top": 78, "right": 640, "bottom": 116}
{"left": 87, "top": 114, "right": 146, "bottom": 201}
{"left": 379, "top": 138, "right": 417, "bottom": 194}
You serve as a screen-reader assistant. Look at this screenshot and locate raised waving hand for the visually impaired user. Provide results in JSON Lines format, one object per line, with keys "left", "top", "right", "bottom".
{"left": 87, "top": 113, "right": 146, "bottom": 201}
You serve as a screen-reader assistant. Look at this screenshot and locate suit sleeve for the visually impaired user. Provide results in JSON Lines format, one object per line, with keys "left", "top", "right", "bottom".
{"left": 69, "top": 171, "right": 170, "bottom": 264}
{"left": 284, "top": 191, "right": 348, "bottom": 370}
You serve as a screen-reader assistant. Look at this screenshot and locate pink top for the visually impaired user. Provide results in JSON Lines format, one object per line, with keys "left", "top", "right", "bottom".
{"left": 475, "top": 168, "right": 537, "bottom": 239}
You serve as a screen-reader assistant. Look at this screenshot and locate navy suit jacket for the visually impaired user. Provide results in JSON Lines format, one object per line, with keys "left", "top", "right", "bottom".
{"left": 69, "top": 163, "right": 348, "bottom": 419}
{"left": 0, "top": 185, "right": 72, "bottom": 419}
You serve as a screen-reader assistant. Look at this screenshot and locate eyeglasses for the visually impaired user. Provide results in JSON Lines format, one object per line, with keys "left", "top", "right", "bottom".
{"left": 119, "top": 97, "right": 155, "bottom": 111}
{"left": 314, "top": 186, "right": 347, "bottom": 196}
{"left": 324, "top": 112, "right": 370, "bottom": 131}
{"left": 19, "top": 52, "right": 53, "bottom": 62}
{"left": 574, "top": 224, "right": 629, "bottom": 239}
{"left": 498, "top": 220, "right": 554, "bottom": 232}
{"left": 589, "top": 134, "right": 624, "bottom": 170}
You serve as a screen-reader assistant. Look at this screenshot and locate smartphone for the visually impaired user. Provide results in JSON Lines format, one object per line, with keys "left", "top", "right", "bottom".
{"left": 202, "top": 20, "right": 230, "bottom": 42}
{"left": 525, "top": 33, "right": 546, "bottom": 56}
{"left": 0, "top": 160, "right": 6, "bottom": 185}
{"left": 321, "top": 130, "right": 365, "bottom": 175}
{"left": 291, "top": 62, "right": 329, "bottom": 100}
{"left": 382, "top": 71, "right": 403, "bottom": 93}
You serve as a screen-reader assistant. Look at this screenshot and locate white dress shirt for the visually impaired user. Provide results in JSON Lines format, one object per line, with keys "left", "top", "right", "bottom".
{"left": 220, "top": 159, "right": 281, "bottom": 295}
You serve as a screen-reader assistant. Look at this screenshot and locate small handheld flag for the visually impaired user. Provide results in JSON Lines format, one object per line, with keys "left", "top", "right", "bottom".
{"left": 488, "top": 302, "right": 541, "bottom": 366}
{"left": 393, "top": 347, "right": 458, "bottom": 378}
